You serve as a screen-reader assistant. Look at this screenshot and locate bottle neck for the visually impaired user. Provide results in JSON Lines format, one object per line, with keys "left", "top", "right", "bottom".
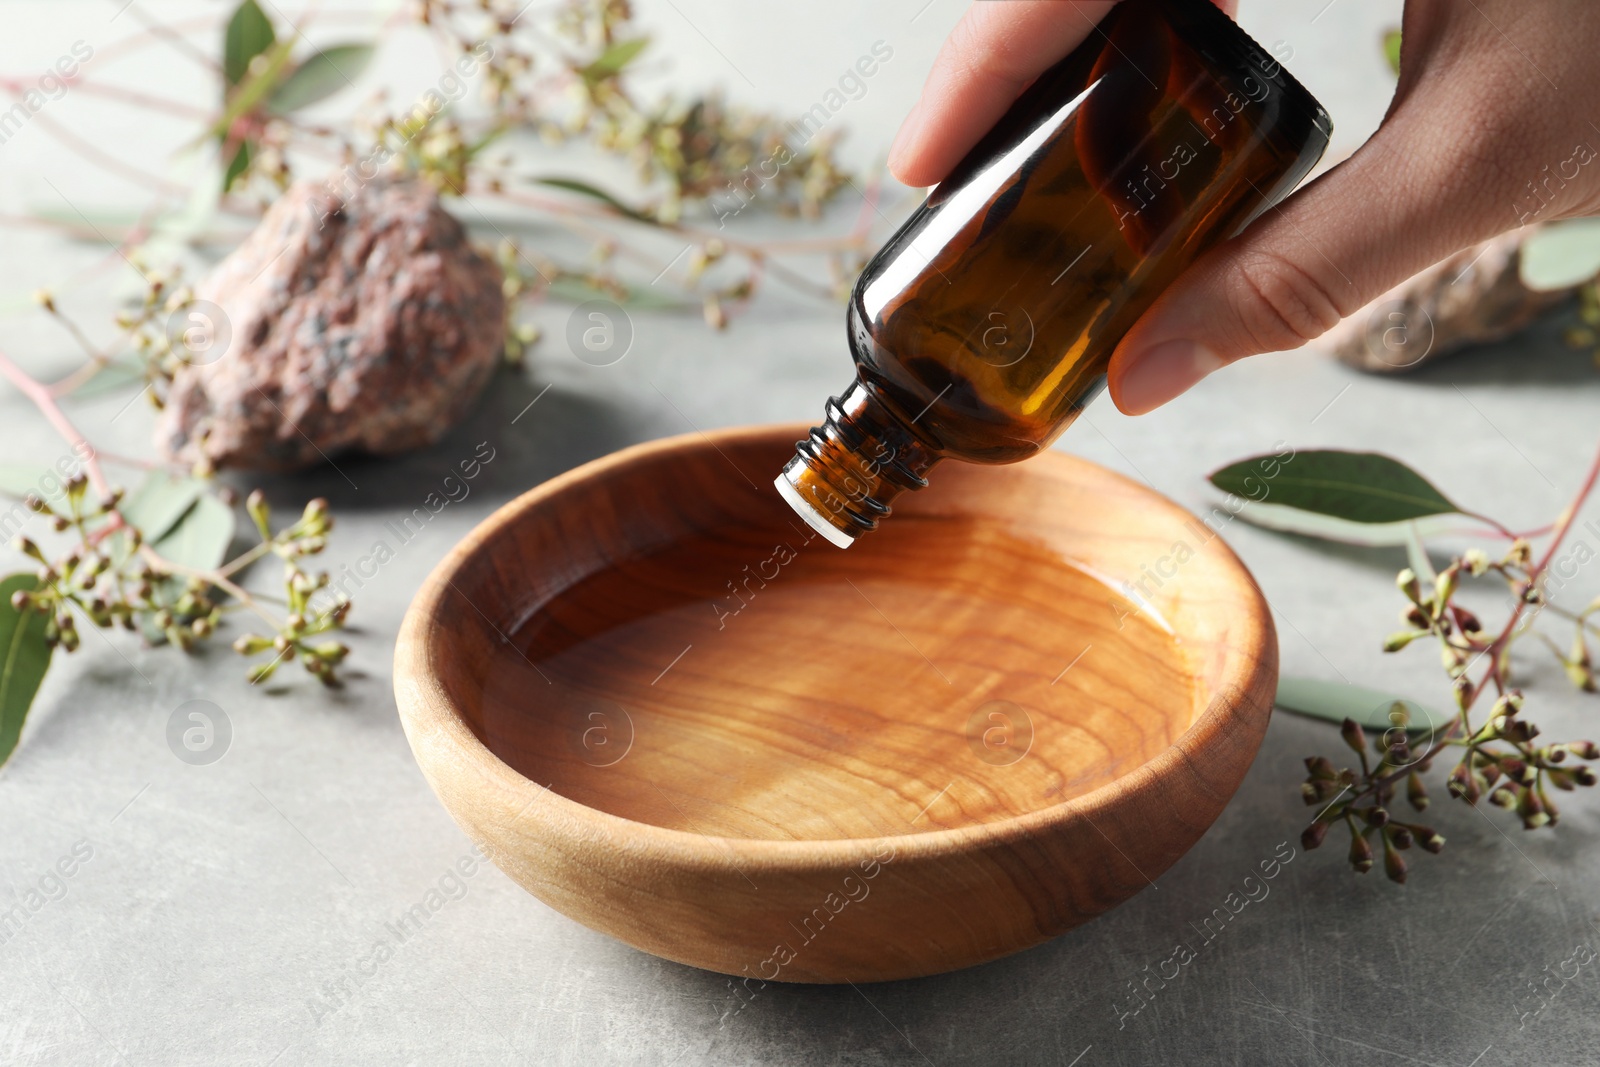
{"left": 775, "top": 380, "right": 942, "bottom": 548}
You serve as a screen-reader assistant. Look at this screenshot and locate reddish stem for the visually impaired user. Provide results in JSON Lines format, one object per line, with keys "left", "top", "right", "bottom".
{"left": 0, "top": 348, "right": 111, "bottom": 497}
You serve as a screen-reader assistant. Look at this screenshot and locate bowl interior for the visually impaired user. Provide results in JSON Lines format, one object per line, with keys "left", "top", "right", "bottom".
{"left": 431, "top": 428, "right": 1228, "bottom": 845}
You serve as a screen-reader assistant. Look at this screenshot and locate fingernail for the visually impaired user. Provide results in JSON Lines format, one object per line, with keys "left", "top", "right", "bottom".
{"left": 1116, "top": 340, "right": 1226, "bottom": 415}
{"left": 888, "top": 102, "right": 922, "bottom": 171}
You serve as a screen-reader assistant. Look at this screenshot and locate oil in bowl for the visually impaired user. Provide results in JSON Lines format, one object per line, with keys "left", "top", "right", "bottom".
{"left": 477, "top": 517, "right": 1196, "bottom": 842}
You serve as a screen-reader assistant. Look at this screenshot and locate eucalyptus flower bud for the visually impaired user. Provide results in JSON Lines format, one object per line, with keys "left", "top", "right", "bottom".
{"left": 1384, "top": 630, "right": 1424, "bottom": 652}
{"left": 232, "top": 634, "right": 273, "bottom": 655}
{"left": 1383, "top": 840, "right": 1408, "bottom": 884}
{"left": 1433, "top": 565, "right": 1459, "bottom": 609}
{"left": 246, "top": 489, "right": 271, "bottom": 536}
{"left": 1407, "top": 771, "right": 1429, "bottom": 811}
{"left": 1519, "top": 788, "right": 1551, "bottom": 829}
{"left": 1447, "top": 763, "right": 1479, "bottom": 803}
{"left": 1303, "top": 756, "right": 1338, "bottom": 781}
{"left": 1349, "top": 832, "right": 1373, "bottom": 875}
{"left": 310, "top": 641, "right": 348, "bottom": 663}
{"left": 1509, "top": 539, "right": 1532, "bottom": 566}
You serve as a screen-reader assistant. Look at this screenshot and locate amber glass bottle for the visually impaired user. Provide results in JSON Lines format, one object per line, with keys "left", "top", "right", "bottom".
{"left": 776, "top": 0, "right": 1331, "bottom": 547}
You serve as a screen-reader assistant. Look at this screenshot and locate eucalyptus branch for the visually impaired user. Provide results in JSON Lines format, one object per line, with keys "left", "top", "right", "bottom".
{"left": 1299, "top": 437, "right": 1600, "bottom": 883}
{"left": 0, "top": 342, "right": 350, "bottom": 693}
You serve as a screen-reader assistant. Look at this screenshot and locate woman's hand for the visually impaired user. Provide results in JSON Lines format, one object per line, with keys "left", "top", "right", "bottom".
{"left": 889, "top": 1, "right": 1600, "bottom": 414}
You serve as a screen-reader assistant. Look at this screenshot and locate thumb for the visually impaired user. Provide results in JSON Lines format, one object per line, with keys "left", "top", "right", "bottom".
{"left": 1106, "top": 103, "right": 1528, "bottom": 415}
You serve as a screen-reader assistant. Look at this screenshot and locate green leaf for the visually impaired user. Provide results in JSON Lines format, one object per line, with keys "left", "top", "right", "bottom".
{"left": 24, "top": 206, "right": 146, "bottom": 237}
{"left": 223, "top": 140, "right": 253, "bottom": 192}
{"left": 466, "top": 125, "right": 508, "bottom": 161}
{"left": 1210, "top": 450, "right": 1462, "bottom": 525}
{"left": 151, "top": 494, "right": 235, "bottom": 571}
{"left": 531, "top": 176, "right": 657, "bottom": 224}
{"left": 121, "top": 472, "right": 207, "bottom": 545}
{"left": 60, "top": 360, "right": 146, "bottom": 400}
{"left": 212, "top": 38, "right": 295, "bottom": 145}
{"left": 268, "top": 43, "right": 374, "bottom": 113}
{"left": 1228, "top": 503, "right": 1481, "bottom": 547}
{"left": 0, "top": 574, "right": 54, "bottom": 770}
{"left": 0, "top": 465, "right": 68, "bottom": 506}
{"left": 1401, "top": 521, "right": 1437, "bottom": 585}
{"left": 1519, "top": 217, "right": 1600, "bottom": 292}
{"left": 580, "top": 37, "right": 648, "bottom": 81}
{"left": 1382, "top": 29, "right": 1402, "bottom": 77}
{"left": 1275, "top": 677, "right": 1450, "bottom": 735}
{"left": 224, "top": 0, "right": 277, "bottom": 86}
{"left": 544, "top": 276, "right": 691, "bottom": 311}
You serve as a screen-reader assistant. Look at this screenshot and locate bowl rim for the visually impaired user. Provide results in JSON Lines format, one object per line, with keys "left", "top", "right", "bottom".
{"left": 395, "top": 423, "right": 1275, "bottom": 870}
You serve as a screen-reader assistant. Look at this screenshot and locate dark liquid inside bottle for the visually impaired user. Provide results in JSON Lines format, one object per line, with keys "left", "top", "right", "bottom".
{"left": 776, "top": 0, "right": 1331, "bottom": 547}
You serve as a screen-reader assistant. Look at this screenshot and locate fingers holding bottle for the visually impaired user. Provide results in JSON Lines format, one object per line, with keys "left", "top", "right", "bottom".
{"left": 1109, "top": 0, "right": 1600, "bottom": 414}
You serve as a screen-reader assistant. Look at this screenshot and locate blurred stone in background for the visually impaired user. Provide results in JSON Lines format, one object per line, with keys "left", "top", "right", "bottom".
{"left": 158, "top": 177, "right": 504, "bottom": 472}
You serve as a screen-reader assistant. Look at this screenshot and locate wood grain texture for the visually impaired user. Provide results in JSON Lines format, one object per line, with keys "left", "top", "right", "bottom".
{"left": 394, "top": 424, "right": 1278, "bottom": 983}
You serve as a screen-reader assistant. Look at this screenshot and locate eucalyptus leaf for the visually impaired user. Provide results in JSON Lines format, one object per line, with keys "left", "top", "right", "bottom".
{"left": 467, "top": 126, "right": 507, "bottom": 161}
{"left": 268, "top": 43, "right": 374, "bottom": 113}
{"left": 151, "top": 494, "right": 235, "bottom": 571}
{"left": 1402, "top": 521, "right": 1437, "bottom": 585}
{"left": 0, "top": 465, "right": 67, "bottom": 505}
{"left": 1210, "top": 450, "right": 1462, "bottom": 524}
{"left": 545, "top": 276, "right": 691, "bottom": 311}
{"left": 60, "top": 360, "right": 146, "bottom": 400}
{"left": 0, "top": 574, "right": 54, "bottom": 770}
{"left": 223, "top": 140, "right": 253, "bottom": 192}
{"left": 532, "top": 176, "right": 656, "bottom": 223}
{"left": 24, "top": 206, "right": 147, "bottom": 236}
{"left": 212, "top": 38, "right": 295, "bottom": 145}
{"left": 1228, "top": 503, "right": 1481, "bottom": 548}
{"left": 1519, "top": 217, "right": 1600, "bottom": 292}
{"left": 1276, "top": 677, "right": 1450, "bottom": 735}
{"left": 121, "top": 472, "right": 207, "bottom": 545}
{"left": 580, "top": 37, "right": 648, "bottom": 81}
{"left": 224, "top": 0, "right": 276, "bottom": 86}
{"left": 142, "top": 154, "right": 224, "bottom": 257}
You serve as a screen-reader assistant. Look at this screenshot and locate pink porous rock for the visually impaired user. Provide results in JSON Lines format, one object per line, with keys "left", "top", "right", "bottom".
{"left": 157, "top": 177, "right": 505, "bottom": 471}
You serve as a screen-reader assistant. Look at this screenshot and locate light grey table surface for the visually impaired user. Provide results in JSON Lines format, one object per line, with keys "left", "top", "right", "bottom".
{"left": 5, "top": 1, "right": 1600, "bottom": 1065}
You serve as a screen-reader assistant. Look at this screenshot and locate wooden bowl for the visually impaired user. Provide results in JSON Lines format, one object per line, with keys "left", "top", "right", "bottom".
{"left": 394, "top": 424, "right": 1276, "bottom": 984}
